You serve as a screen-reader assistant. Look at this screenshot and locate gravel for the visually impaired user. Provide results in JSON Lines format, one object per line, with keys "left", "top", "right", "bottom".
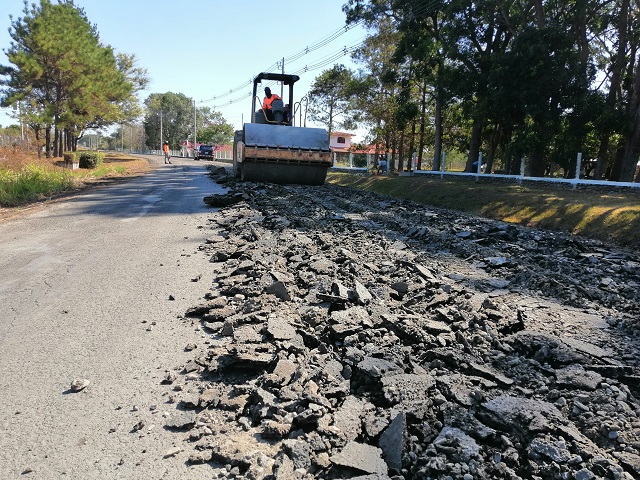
{"left": 168, "top": 167, "right": 640, "bottom": 479}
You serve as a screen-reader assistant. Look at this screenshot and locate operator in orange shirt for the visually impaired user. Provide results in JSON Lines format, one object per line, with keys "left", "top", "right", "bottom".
{"left": 262, "top": 87, "right": 281, "bottom": 121}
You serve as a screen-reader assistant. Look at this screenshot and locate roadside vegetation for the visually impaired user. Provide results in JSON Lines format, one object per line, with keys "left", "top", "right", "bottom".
{"left": 327, "top": 172, "right": 640, "bottom": 252}
{"left": 0, "top": 146, "right": 150, "bottom": 207}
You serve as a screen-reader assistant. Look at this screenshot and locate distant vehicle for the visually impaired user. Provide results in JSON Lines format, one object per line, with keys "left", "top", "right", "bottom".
{"left": 194, "top": 145, "right": 214, "bottom": 161}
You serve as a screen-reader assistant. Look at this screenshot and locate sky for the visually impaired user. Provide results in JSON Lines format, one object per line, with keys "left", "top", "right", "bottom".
{"left": 0, "top": 0, "right": 370, "bottom": 139}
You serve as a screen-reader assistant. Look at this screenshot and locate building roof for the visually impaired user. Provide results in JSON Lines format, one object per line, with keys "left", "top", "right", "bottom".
{"left": 330, "top": 131, "right": 354, "bottom": 137}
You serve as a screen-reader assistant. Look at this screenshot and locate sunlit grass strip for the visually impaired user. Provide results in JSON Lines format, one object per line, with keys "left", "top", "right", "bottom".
{"left": 80, "top": 165, "right": 127, "bottom": 177}
{"left": 327, "top": 172, "right": 640, "bottom": 251}
{"left": 0, "top": 165, "right": 77, "bottom": 206}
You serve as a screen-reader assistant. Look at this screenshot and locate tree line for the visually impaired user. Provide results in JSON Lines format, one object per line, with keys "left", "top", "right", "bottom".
{"left": 0, "top": 0, "right": 233, "bottom": 157}
{"left": 308, "top": 0, "right": 640, "bottom": 182}
{"left": 3, "top": 0, "right": 639, "bottom": 182}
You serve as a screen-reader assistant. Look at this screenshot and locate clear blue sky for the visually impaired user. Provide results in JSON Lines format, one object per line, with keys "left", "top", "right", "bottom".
{"left": 0, "top": 0, "right": 369, "bottom": 137}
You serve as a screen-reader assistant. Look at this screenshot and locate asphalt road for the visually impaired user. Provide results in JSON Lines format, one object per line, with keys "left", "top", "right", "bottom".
{"left": 0, "top": 155, "right": 226, "bottom": 479}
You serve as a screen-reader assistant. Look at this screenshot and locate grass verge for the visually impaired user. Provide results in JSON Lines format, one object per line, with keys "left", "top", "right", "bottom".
{"left": 0, "top": 150, "right": 151, "bottom": 207}
{"left": 327, "top": 172, "right": 640, "bottom": 252}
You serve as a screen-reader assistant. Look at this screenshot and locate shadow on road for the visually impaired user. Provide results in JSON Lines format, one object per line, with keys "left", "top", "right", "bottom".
{"left": 47, "top": 163, "right": 228, "bottom": 220}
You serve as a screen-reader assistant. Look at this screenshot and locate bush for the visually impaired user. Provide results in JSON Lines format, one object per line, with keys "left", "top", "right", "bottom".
{"left": 79, "top": 151, "right": 104, "bottom": 169}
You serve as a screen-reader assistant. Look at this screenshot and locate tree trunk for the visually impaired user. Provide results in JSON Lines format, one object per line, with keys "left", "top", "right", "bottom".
{"left": 390, "top": 132, "right": 397, "bottom": 172}
{"left": 597, "top": 2, "right": 628, "bottom": 178}
{"left": 44, "top": 125, "right": 51, "bottom": 158}
{"left": 530, "top": 145, "right": 547, "bottom": 177}
{"left": 398, "top": 130, "right": 405, "bottom": 172}
{"left": 34, "top": 127, "right": 42, "bottom": 159}
{"left": 595, "top": 136, "right": 611, "bottom": 180}
{"left": 57, "top": 130, "right": 63, "bottom": 158}
{"left": 532, "top": 0, "right": 546, "bottom": 28}
{"left": 595, "top": 0, "right": 629, "bottom": 179}
{"left": 619, "top": 51, "right": 640, "bottom": 181}
{"left": 408, "top": 121, "right": 417, "bottom": 172}
{"left": 486, "top": 128, "right": 501, "bottom": 174}
{"left": 465, "top": 118, "right": 483, "bottom": 172}
{"left": 417, "top": 79, "right": 427, "bottom": 170}
{"left": 432, "top": 93, "right": 443, "bottom": 171}
{"left": 54, "top": 125, "right": 60, "bottom": 158}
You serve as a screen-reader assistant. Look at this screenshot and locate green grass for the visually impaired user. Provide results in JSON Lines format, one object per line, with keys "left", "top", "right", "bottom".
{"left": 87, "top": 164, "right": 127, "bottom": 176}
{"left": 327, "top": 172, "right": 640, "bottom": 251}
{"left": 0, "top": 153, "right": 151, "bottom": 208}
{"left": 0, "top": 165, "right": 77, "bottom": 206}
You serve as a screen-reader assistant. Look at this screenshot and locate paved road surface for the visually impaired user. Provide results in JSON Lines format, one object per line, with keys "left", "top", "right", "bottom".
{"left": 0, "top": 156, "right": 225, "bottom": 479}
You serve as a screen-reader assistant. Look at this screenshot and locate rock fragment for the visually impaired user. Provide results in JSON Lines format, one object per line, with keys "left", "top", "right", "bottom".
{"left": 69, "top": 378, "right": 90, "bottom": 392}
{"left": 162, "top": 180, "right": 640, "bottom": 480}
{"left": 330, "top": 441, "right": 388, "bottom": 475}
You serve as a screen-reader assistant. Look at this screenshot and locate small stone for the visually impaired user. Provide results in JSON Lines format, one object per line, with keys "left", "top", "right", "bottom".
{"left": 69, "top": 378, "right": 90, "bottom": 392}
{"left": 161, "top": 371, "right": 176, "bottom": 384}
{"left": 163, "top": 447, "right": 183, "bottom": 458}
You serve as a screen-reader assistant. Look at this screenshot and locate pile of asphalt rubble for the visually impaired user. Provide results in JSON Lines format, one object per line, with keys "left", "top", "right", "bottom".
{"left": 162, "top": 166, "right": 640, "bottom": 480}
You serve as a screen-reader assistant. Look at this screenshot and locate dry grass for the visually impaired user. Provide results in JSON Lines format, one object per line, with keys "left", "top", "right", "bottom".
{"left": 0, "top": 145, "right": 42, "bottom": 170}
{"left": 0, "top": 146, "right": 152, "bottom": 208}
{"left": 0, "top": 146, "right": 150, "bottom": 174}
{"left": 327, "top": 172, "right": 640, "bottom": 252}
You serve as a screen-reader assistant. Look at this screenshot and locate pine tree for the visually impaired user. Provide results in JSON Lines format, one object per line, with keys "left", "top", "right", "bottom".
{"left": 1, "top": 0, "right": 145, "bottom": 156}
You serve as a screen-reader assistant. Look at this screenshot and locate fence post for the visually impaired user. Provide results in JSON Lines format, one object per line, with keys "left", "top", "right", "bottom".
{"left": 518, "top": 157, "right": 525, "bottom": 185}
{"left": 349, "top": 153, "right": 353, "bottom": 168}
{"left": 440, "top": 151, "right": 446, "bottom": 179}
{"left": 573, "top": 152, "right": 582, "bottom": 189}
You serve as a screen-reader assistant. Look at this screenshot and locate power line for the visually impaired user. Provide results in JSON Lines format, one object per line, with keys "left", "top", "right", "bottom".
{"left": 206, "top": 42, "right": 366, "bottom": 110}
{"left": 202, "top": 0, "right": 443, "bottom": 110}
{"left": 198, "top": 20, "right": 366, "bottom": 105}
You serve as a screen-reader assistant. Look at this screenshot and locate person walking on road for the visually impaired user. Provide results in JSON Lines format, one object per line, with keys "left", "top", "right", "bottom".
{"left": 163, "top": 141, "right": 172, "bottom": 164}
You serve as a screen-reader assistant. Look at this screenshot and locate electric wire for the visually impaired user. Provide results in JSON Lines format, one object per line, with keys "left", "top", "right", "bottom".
{"left": 197, "top": 20, "right": 366, "bottom": 104}
{"left": 200, "top": 0, "right": 443, "bottom": 110}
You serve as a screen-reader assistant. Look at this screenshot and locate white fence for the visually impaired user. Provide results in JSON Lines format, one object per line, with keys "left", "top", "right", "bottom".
{"left": 330, "top": 152, "right": 640, "bottom": 190}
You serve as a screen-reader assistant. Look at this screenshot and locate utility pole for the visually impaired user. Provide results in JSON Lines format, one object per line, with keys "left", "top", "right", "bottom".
{"left": 160, "top": 110, "right": 163, "bottom": 153}
{"left": 280, "top": 57, "right": 285, "bottom": 98}
{"left": 194, "top": 100, "right": 197, "bottom": 151}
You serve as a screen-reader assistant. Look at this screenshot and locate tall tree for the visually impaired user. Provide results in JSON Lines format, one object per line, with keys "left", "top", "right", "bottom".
{"left": 349, "top": 16, "right": 403, "bottom": 170}
{"left": 0, "top": 0, "right": 145, "bottom": 156}
{"left": 307, "top": 65, "right": 359, "bottom": 134}
{"left": 196, "top": 107, "right": 234, "bottom": 145}
{"left": 143, "top": 92, "right": 193, "bottom": 150}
